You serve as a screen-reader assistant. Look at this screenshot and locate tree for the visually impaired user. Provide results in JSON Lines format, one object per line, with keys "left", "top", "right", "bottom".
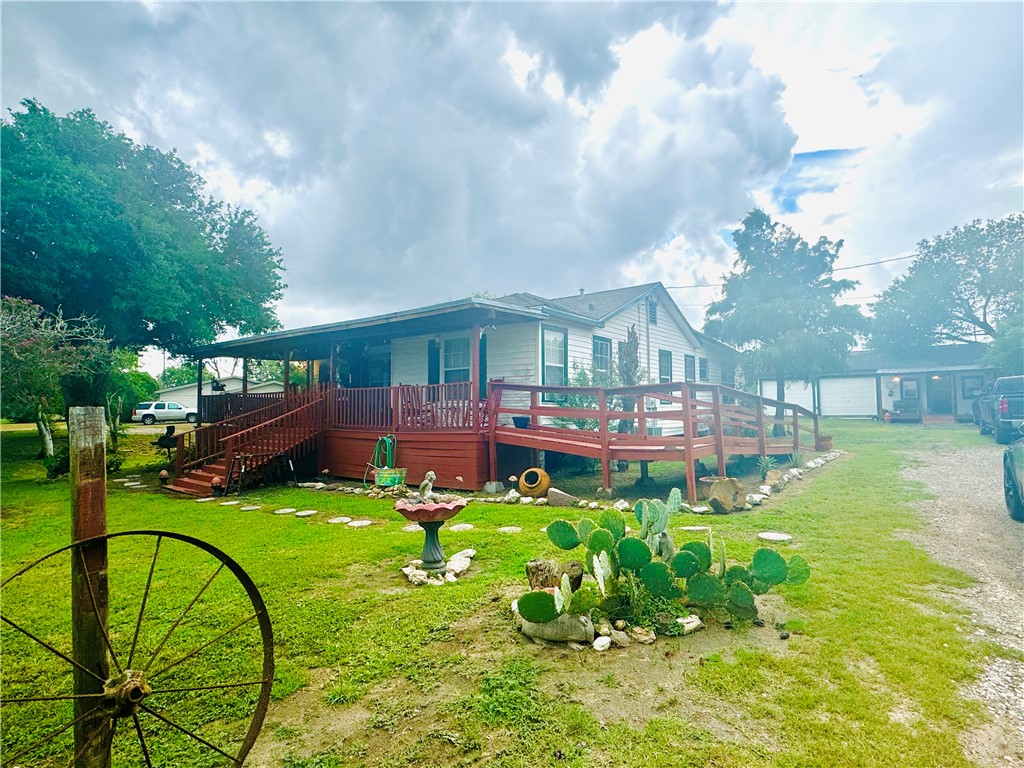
{"left": 1, "top": 99, "right": 285, "bottom": 355}
{"left": 106, "top": 350, "right": 159, "bottom": 452}
{"left": 159, "top": 361, "right": 212, "bottom": 389}
{"left": 871, "top": 214, "right": 1023, "bottom": 352}
{"left": 704, "top": 210, "right": 866, "bottom": 430}
{"left": 985, "top": 314, "right": 1024, "bottom": 376}
{"left": 0, "top": 297, "right": 110, "bottom": 457}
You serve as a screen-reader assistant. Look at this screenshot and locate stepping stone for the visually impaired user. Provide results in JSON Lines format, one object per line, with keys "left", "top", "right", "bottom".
{"left": 402, "top": 523, "right": 420, "bottom": 532}
{"left": 129, "top": 484, "right": 148, "bottom": 489}
{"left": 220, "top": 500, "right": 240, "bottom": 506}
{"left": 240, "top": 506, "right": 261, "bottom": 511}
{"left": 498, "top": 526, "right": 521, "bottom": 534}
{"left": 329, "top": 517, "right": 352, "bottom": 524}
{"left": 347, "top": 520, "right": 372, "bottom": 527}
{"left": 111, "top": 478, "right": 131, "bottom": 484}
{"left": 679, "top": 525, "right": 711, "bottom": 533}
{"left": 196, "top": 497, "right": 217, "bottom": 503}
{"left": 449, "top": 523, "right": 474, "bottom": 532}
{"left": 757, "top": 531, "right": 793, "bottom": 542}
{"left": 296, "top": 510, "right": 317, "bottom": 518}
{"left": 273, "top": 508, "right": 297, "bottom": 515}
{"left": 123, "top": 482, "right": 141, "bottom": 487}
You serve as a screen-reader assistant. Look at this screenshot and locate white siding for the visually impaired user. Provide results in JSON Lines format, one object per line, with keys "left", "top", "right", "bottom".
{"left": 819, "top": 377, "right": 877, "bottom": 417}
{"left": 760, "top": 380, "right": 815, "bottom": 411}
{"left": 391, "top": 335, "right": 430, "bottom": 385}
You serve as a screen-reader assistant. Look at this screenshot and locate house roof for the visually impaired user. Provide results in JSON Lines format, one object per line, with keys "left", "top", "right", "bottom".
{"left": 846, "top": 343, "right": 992, "bottom": 374}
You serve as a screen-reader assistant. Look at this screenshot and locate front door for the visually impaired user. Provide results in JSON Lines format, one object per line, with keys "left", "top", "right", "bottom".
{"left": 926, "top": 374, "right": 953, "bottom": 415}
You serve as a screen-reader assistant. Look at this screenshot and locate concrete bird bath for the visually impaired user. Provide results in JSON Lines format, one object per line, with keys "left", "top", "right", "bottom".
{"left": 394, "top": 498, "right": 468, "bottom": 572}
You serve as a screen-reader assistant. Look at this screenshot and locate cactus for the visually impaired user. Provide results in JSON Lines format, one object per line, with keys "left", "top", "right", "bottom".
{"left": 554, "top": 572, "right": 573, "bottom": 614}
{"left": 546, "top": 520, "right": 581, "bottom": 550}
{"left": 786, "top": 555, "right": 810, "bottom": 585}
{"left": 724, "top": 564, "right": 752, "bottom": 588}
{"left": 617, "top": 537, "right": 652, "bottom": 572}
{"left": 639, "top": 560, "right": 680, "bottom": 598}
{"left": 725, "top": 581, "right": 757, "bottom": 621}
{"left": 666, "top": 487, "right": 683, "bottom": 515}
{"left": 518, "top": 590, "right": 559, "bottom": 623}
{"left": 680, "top": 541, "right": 712, "bottom": 573}
{"left": 654, "top": 530, "right": 676, "bottom": 562}
{"left": 587, "top": 528, "right": 615, "bottom": 556}
{"left": 576, "top": 518, "right": 597, "bottom": 544}
{"left": 590, "top": 550, "right": 613, "bottom": 596}
{"left": 670, "top": 550, "right": 701, "bottom": 578}
{"left": 750, "top": 548, "right": 788, "bottom": 585}
{"left": 599, "top": 509, "right": 626, "bottom": 540}
{"left": 639, "top": 499, "right": 669, "bottom": 549}
{"left": 686, "top": 572, "right": 726, "bottom": 605}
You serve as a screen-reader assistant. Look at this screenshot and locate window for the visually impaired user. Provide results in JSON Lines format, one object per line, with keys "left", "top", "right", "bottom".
{"left": 592, "top": 336, "right": 612, "bottom": 378}
{"left": 542, "top": 326, "right": 567, "bottom": 400}
{"left": 658, "top": 350, "right": 672, "bottom": 403}
{"left": 647, "top": 299, "right": 658, "bottom": 325}
{"left": 698, "top": 357, "right": 709, "bottom": 382}
{"left": 900, "top": 378, "right": 919, "bottom": 399}
{"left": 684, "top": 355, "right": 696, "bottom": 382}
{"left": 443, "top": 337, "right": 470, "bottom": 383}
{"left": 167, "top": 403, "right": 183, "bottom": 411}
{"left": 154, "top": 403, "right": 166, "bottom": 410}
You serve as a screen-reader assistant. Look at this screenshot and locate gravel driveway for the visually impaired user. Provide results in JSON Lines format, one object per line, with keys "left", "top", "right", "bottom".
{"left": 903, "top": 443, "right": 1024, "bottom": 766}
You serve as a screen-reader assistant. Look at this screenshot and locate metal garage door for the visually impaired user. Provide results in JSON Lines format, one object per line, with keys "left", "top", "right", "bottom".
{"left": 819, "top": 377, "right": 877, "bottom": 416}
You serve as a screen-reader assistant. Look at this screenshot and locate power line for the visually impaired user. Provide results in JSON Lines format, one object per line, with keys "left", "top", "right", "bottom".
{"left": 665, "top": 253, "right": 916, "bottom": 290}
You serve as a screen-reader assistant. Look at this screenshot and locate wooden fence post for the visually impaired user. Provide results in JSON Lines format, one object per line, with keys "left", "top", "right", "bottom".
{"left": 755, "top": 394, "right": 767, "bottom": 457}
{"left": 69, "top": 407, "right": 113, "bottom": 768}
{"left": 792, "top": 409, "right": 799, "bottom": 454}
{"left": 681, "top": 383, "right": 697, "bottom": 505}
{"left": 598, "top": 389, "right": 611, "bottom": 490}
{"left": 712, "top": 386, "right": 726, "bottom": 475}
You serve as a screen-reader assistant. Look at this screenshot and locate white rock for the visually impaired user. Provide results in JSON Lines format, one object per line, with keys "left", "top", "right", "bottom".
{"left": 123, "top": 482, "right": 141, "bottom": 487}
{"left": 613, "top": 499, "right": 630, "bottom": 511}
{"left": 758, "top": 531, "right": 793, "bottom": 542}
{"left": 498, "top": 526, "right": 522, "bottom": 533}
{"left": 426, "top": 576, "right": 446, "bottom": 586}
{"left": 240, "top": 505, "right": 261, "bottom": 511}
{"left": 680, "top": 525, "right": 711, "bottom": 533}
{"left": 691, "top": 506, "right": 711, "bottom": 514}
{"left": 446, "top": 557, "right": 472, "bottom": 576}
{"left": 746, "top": 494, "right": 766, "bottom": 505}
{"left": 588, "top": 501, "right": 599, "bottom": 510}
{"left": 329, "top": 517, "right": 351, "bottom": 524}
{"left": 406, "top": 570, "right": 429, "bottom": 586}
{"left": 519, "top": 497, "right": 534, "bottom": 505}
{"left": 296, "top": 510, "right": 317, "bottom": 518}
{"left": 759, "top": 485, "right": 772, "bottom": 496}
{"left": 592, "top": 636, "right": 612, "bottom": 652}
{"left": 444, "top": 572, "right": 458, "bottom": 582}
{"left": 402, "top": 523, "right": 420, "bottom": 532}
{"left": 449, "top": 523, "right": 474, "bottom": 532}
{"left": 677, "top": 615, "right": 704, "bottom": 635}
{"left": 577, "top": 500, "right": 589, "bottom": 508}
{"left": 273, "top": 508, "right": 297, "bottom": 515}
{"left": 347, "top": 519, "right": 372, "bottom": 527}
{"left": 503, "top": 490, "right": 521, "bottom": 504}
{"left": 451, "top": 548, "right": 476, "bottom": 560}
{"left": 196, "top": 497, "right": 217, "bottom": 503}
{"left": 534, "top": 498, "right": 548, "bottom": 506}
{"left": 298, "top": 482, "right": 327, "bottom": 489}
{"left": 219, "top": 500, "right": 240, "bottom": 506}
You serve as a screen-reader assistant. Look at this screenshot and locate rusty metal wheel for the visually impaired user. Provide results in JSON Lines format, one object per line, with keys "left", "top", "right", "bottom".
{"left": 1, "top": 530, "right": 274, "bottom": 767}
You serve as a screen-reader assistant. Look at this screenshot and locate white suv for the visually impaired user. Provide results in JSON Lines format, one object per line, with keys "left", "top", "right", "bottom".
{"left": 131, "top": 401, "right": 198, "bottom": 425}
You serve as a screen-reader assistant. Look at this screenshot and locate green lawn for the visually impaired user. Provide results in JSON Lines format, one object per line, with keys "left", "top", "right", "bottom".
{"left": 0, "top": 420, "right": 1011, "bottom": 766}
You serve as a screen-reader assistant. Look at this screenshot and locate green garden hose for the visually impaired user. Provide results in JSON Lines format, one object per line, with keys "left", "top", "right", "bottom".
{"left": 363, "top": 434, "right": 398, "bottom": 487}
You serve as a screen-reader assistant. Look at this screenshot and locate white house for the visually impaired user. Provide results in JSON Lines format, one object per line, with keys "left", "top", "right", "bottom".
{"left": 759, "top": 343, "right": 995, "bottom": 421}
{"left": 154, "top": 377, "right": 284, "bottom": 408}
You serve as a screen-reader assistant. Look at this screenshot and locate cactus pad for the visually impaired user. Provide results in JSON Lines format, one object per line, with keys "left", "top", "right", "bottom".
{"left": 724, "top": 565, "right": 752, "bottom": 588}
{"left": 546, "top": 520, "right": 581, "bottom": 550}
{"left": 750, "top": 548, "right": 788, "bottom": 585}
{"left": 680, "top": 541, "right": 712, "bottom": 572}
{"left": 517, "top": 590, "right": 559, "bottom": 623}
{"left": 725, "top": 581, "right": 758, "bottom": 621}
{"left": 639, "top": 561, "right": 680, "bottom": 598}
{"left": 599, "top": 509, "right": 627, "bottom": 540}
{"left": 666, "top": 487, "right": 682, "bottom": 515}
{"left": 786, "top": 555, "right": 810, "bottom": 585}
{"left": 576, "top": 518, "right": 597, "bottom": 544}
{"left": 616, "top": 537, "right": 652, "bottom": 572}
{"left": 633, "top": 499, "right": 648, "bottom": 525}
{"left": 587, "top": 528, "right": 615, "bottom": 556}
{"left": 670, "top": 550, "right": 701, "bottom": 578}
{"left": 686, "top": 572, "right": 726, "bottom": 605}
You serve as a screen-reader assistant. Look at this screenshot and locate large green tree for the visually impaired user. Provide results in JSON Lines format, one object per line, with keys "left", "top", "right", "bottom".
{"left": 704, "top": 209, "right": 866, "bottom": 425}
{"left": 871, "top": 213, "right": 1023, "bottom": 352}
{"left": 1, "top": 99, "right": 285, "bottom": 355}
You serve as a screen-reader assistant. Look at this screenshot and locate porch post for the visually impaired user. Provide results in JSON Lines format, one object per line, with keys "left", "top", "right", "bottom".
{"left": 329, "top": 343, "right": 336, "bottom": 391}
{"left": 470, "top": 323, "right": 481, "bottom": 430}
{"left": 195, "top": 357, "right": 204, "bottom": 426}
{"left": 283, "top": 351, "right": 292, "bottom": 400}
{"left": 241, "top": 357, "right": 249, "bottom": 395}
{"left": 306, "top": 360, "right": 312, "bottom": 390}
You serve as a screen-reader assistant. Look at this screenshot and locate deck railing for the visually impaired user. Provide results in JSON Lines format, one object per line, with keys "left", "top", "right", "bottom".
{"left": 200, "top": 392, "right": 285, "bottom": 423}
{"left": 219, "top": 396, "right": 326, "bottom": 485}
{"left": 327, "top": 382, "right": 484, "bottom": 431}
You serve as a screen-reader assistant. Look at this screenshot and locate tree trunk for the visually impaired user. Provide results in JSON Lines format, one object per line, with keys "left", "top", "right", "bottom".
{"left": 774, "top": 375, "right": 787, "bottom": 437}
{"left": 105, "top": 394, "right": 122, "bottom": 453}
{"left": 35, "top": 400, "right": 54, "bottom": 458}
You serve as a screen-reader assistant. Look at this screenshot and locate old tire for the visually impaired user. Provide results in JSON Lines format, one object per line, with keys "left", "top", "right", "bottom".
{"left": 1005, "top": 461, "right": 1024, "bottom": 522}
{"left": 142, "top": 414, "right": 156, "bottom": 425}
{"left": 996, "top": 425, "right": 1012, "bottom": 445}
{"left": 519, "top": 467, "right": 551, "bottom": 498}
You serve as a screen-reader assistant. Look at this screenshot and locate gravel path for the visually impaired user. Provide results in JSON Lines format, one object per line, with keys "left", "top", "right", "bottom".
{"left": 902, "top": 444, "right": 1024, "bottom": 766}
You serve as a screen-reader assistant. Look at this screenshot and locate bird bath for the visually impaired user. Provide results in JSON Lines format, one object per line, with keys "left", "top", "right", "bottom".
{"left": 394, "top": 498, "right": 468, "bottom": 572}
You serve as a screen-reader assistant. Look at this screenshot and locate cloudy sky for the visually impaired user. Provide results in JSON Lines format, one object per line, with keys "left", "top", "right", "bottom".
{"left": 3, "top": 1, "right": 1021, "bottom": 363}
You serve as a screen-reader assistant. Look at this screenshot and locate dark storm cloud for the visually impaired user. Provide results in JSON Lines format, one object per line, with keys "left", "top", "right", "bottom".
{"left": 2, "top": 1, "right": 793, "bottom": 327}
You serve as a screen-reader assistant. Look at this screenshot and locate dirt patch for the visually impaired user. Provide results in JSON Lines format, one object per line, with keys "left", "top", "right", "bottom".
{"left": 902, "top": 444, "right": 1024, "bottom": 766}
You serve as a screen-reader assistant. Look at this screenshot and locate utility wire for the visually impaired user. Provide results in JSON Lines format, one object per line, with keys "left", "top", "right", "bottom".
{"left": 665, "top": 253, "right": 916, "bottom": 290}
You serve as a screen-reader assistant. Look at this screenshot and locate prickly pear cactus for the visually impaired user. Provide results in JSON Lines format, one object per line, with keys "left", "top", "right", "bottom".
{"left": 639, "top": 560, "right": 680, "bottom": 598}
{"left": 599, "top": 509, "right": 626, "bottom": 540}
{"left": 786, "top": 555, "right": 810, "bottom": 585}
{"left": 577, "top": 518, "right": 597, "bottom": 544}
{"left": 670, "top": 550, "right": 701, "bottom": 578}
{"left": 666, "top": 487, "right": 683, "bottom": 515}
{"left": 616, "top": 537, "right": 652, "bottom": 572}
{"left": 518, "top": 590, "right": 560, "bottom": 623}
{"left": 546, "top": 520, "right": 581, "bottom": 550}
{"left": 750, "top": 548, "right": 788, "bottom": 585}
{"left": 680, "top": 541, "right": 712, "bottom": 573}
{"left": 725, "top": 581, "right": 757, "bottom": 621}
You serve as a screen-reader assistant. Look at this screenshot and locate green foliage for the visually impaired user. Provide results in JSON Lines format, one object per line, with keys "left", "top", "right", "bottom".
{"left": 1, "top": 100, "right": 284, "bottom": 354}
{"left": 686, "top": 572, "right": 726, "bottom": 605}
{"left": 872, "top": 213, "right": 1023, "bottom": 351}
{"left": 639, "top": 561, "right": 679, "bottom": 598}
{"left": 756, "top": 455, "right": 778, "bottom": 480}
{"left": 670, "top": 550, "right": 701, "bottom": 579}
{"left": 724, "top": 565, "right": 753, "bottom": 588}
{"left": 786, "top": 555, "right": 811, "bottom": 586}
{"left": 680, "top": 541, "right": 712, "bottom": 572}
{"left": 598, "top": 509, "right": 626, "bottom": 539}
{"left": 616, "top": 537, "right": 652, "bottom": 572}
{"left": 545, "top": 520, "right": 581, "bottom": 550}
{"left": 704, "top": 209, "right": 867, "bottom": 390}
{"left": 726, "top": 582, "right": 758, "bottom": 621}
{"left": 576, "top": 518, "right": 597, "bottom": 544}
{"left": 516, "top": 590, "right": 559, "bottom": 624}
{"left": 586, "top": 528, "right": 615, "bottom": 556}
{"left": 567, "top": 583, "right": 601, "bottom": 615}
{"left": 750, "top": 548, "right": 788, "bottom": 585}
{"left": 985, "top": 313, "right": 1024, "bottom": 375}
{"left": 665, "top": 487, "right": 683, "bottom": 514}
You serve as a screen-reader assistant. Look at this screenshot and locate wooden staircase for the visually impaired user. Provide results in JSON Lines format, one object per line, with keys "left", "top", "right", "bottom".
{"left": 167, "top": 393, "right": 327, "bottom": 497}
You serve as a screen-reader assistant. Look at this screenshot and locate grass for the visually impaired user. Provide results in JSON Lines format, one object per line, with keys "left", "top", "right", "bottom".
{"left": 0, "top": 419, "right": 1012, "bottom": 766}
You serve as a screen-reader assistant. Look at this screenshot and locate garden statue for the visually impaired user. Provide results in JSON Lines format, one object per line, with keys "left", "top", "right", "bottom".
{"left": 418, "top": 470, "right": 437, "bottom": 501}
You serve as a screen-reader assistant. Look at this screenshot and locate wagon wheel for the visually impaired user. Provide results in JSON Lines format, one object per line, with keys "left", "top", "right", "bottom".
{"left": 0, "top": 530, "right": 274, "bottom": 767}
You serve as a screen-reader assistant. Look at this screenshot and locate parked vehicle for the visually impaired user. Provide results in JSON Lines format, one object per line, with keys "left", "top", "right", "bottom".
{"left": 131, "top": 401, "right": 198, "bottom": 425}
{"left": 1003, "top": 430, "right": 1024, "bottom": 522}
{"left": 976, "top": 376, "right": 1024, "bottom": 444}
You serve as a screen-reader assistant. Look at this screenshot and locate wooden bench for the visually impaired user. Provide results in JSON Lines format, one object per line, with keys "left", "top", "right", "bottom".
{"left": 889, "top": 399, "right": 922, "bottom": 423}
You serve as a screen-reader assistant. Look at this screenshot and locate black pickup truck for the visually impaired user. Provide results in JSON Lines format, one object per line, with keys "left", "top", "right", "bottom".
{"left": 976, "top": 376, "right": 1024, "bottom": 444}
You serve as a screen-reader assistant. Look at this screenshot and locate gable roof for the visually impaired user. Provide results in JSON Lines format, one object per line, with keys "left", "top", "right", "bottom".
{"left": 846, "top": 343, "right": 993, "bottom": 374}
